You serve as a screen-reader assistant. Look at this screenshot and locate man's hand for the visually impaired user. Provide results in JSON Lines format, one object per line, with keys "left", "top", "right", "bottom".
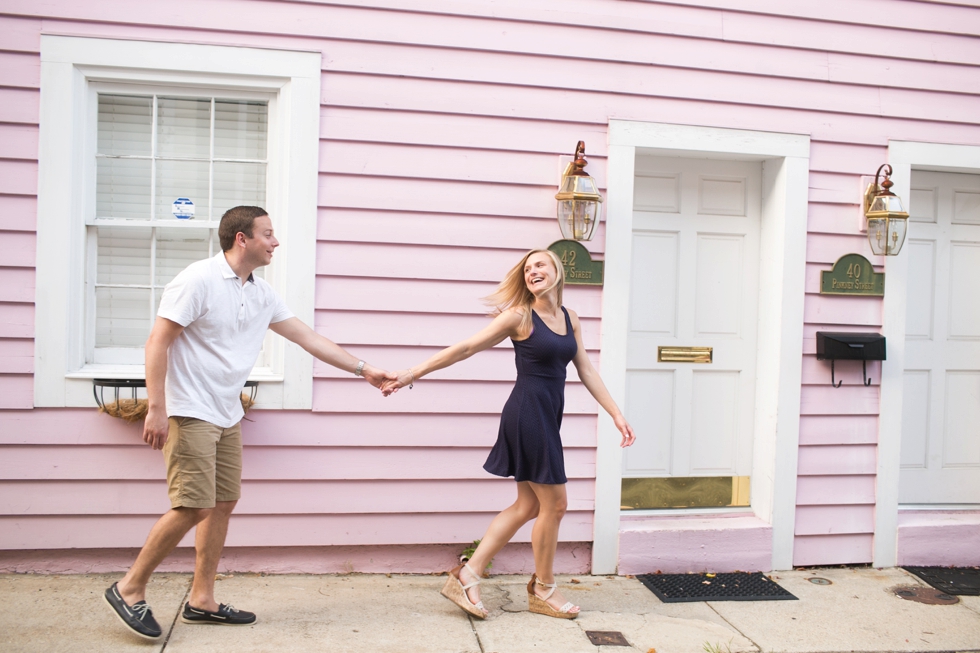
{"left": 143, "top": 406, "right": 170, "bottom": 450}
{"left": 361, "top": 364, "right": 397, "bottom": 390}
{"left": 143, "top": 317, "right": 183, "bottom": 450}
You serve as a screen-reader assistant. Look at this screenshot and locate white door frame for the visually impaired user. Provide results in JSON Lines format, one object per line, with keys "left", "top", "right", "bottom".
{"left": 593, "top": 121, "right": 810, "bottom": 574}
{"left": 874, "top": 141, "right": 980, "bottom": 568}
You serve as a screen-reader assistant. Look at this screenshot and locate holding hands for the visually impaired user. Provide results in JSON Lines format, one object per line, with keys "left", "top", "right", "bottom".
{"left": 358, "top": 363, "right": 399, "bottom": 390}
{"left": 381, "top": 368, "right": 415, "bottom": 396}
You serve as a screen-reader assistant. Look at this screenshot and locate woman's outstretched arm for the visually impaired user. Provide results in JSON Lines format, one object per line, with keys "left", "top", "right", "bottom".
{"left": 382, "top": 308, "right": 524, "bottom": 396}
{"left": 567, "top": 308, "right": 636, "bottom": 447}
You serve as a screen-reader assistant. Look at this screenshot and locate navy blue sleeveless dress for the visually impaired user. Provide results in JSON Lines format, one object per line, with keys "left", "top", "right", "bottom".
{"left": 483, "top": 307, "right": 578, "bottom": 485}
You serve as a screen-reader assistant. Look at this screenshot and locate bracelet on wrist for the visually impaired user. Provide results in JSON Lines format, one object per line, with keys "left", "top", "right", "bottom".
{"left": 354, "top": 360, "right": 365, "bottom": 377}
{"left": 408, "top": 369, "right": 415, "bottom": 389}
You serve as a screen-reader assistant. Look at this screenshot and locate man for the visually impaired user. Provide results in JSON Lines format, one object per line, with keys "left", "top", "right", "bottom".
{"left": 104, "top": 206, "right": 392, "bottom": 639}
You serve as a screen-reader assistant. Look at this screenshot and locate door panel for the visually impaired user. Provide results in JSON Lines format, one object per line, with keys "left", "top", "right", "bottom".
{"left": 629, "top": 232, "right": 678, "bottom": 335}
{"left": 625, "top": 156, "right": 760, "bottom": 484}
{"left": 900, "top": 170, "right": 980, "bottom": 504}
{"left": 699, "top": 176, "right": 746, "bottom": 216}
{"left": 634, "top": 173, "right": 679, "bottom": 213}
{"left": 690, "top": 370, "right": 740, "bottom": 473}
{"left": 953, "top": 190, "right": 980, "bottom": 224}
{"left": 943, "top": 371, "right": 980, "bottom": 466}
{"left": 948, "top": 243, "right": 980, "bottom": 339}
{"left": 904, "top": 240, "right": 935, "bottom": 340}
{"left": 695, "top": 234, "right": 744, "bottom": 337}
{"left": 624, "top": 371, "right": 674, "bottom": 475}
{"left": 900, "top": 370, "right": 930, "bottom": 469}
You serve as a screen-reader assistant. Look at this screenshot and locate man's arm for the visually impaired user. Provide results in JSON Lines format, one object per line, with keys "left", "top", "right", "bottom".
{"left": 143, "top": 317, "right": 185, "bottom": 450}
{"left": 269, "top": 317, "right": 392, "bottom": 388}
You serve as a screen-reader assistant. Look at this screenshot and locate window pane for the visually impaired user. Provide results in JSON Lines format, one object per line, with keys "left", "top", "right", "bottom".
{"left": 97, "top": 158, "right": 151, "bottom": 219}
{"left": 214, "top": 100, "right": 268, "bottom": 160}
{"left": 98, "top": 95, "right": 152, "bottom": 156}
{"left": 157, "top": 97, "right": 211, "bottom": 159}
{"left": 91, "top": 91, "right": 271, "bottom": 360}
{"left": 156, "top": 159, "right": 210, "bottom": 220}
{"left": 96, "top": 287, "right": 152, "bottom": 347}
{"left": 213, "top": 161, "right": 266, "bottom": 217}
{"left": 97, "top": 226, "right": 151, "bottom": 285}
{"left": 155, "top": 226, "right": 211, "bottom": 286}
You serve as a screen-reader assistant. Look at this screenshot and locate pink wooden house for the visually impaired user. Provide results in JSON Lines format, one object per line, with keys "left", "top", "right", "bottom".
{"left": 1, "top": 0, "right": 978, "bottom": 576}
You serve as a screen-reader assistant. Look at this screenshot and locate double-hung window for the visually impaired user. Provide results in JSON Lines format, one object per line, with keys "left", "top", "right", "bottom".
{"left": 36, "top": 36, "right": 321, "bottom": 409}
{"left": 94, "top": 92, "right": 269, "bottom": 363}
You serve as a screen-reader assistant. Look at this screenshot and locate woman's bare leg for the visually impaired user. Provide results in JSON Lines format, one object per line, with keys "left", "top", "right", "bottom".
{"left": 527, "top": 481, "right": 578, "bottom": 613}
{"left": 459, "top": 482, "right": 539, "bottom": 605}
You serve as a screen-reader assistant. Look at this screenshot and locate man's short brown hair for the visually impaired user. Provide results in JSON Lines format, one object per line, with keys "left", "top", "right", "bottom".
{"left": 218, "top": 206, "right": 268, "bottom": 252}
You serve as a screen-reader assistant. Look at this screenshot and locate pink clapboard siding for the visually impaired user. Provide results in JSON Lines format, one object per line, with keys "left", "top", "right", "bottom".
{"left": 0, "top": 543, "right": 593, "bottom": 575}
{"left": 0, "top": 0, "right": 978, "bottom": 571}
{"left": 1, "top": 512, "right": 595, "bottom": 550}
{"left": 0, "top": 479, "right": 596, "bottom": 516}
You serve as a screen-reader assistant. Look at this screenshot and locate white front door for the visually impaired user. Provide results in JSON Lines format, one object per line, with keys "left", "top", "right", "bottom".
{"left": 900, "top": 170, "right": 980, "bottom": 504}
{"left": 624, "top": 156, "right": 761, "bottom": 483}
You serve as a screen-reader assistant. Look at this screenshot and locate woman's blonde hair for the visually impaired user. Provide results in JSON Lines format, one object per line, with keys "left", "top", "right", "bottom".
{"left": 484, "top": 249, "right": 565, "bottom": 339}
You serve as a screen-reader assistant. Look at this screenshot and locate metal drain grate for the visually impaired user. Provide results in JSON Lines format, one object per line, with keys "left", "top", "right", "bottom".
{"left": 893, "top": 585, "right": 960, "bottom": 605}
{"left": 903, "top": 566, "right": 980, "bottom": 596}
{"left": 585, "top": 631, "right": 631, "bottom": 646}
{"left": 636, "top": 572, "right": 797, "bottom": 603}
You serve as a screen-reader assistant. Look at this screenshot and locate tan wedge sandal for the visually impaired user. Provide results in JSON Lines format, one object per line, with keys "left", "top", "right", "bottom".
{"left": 441, "top": 562, "right": 488, "bottom": 619}
{"left": 527, "top": 574, "right": 579, "bottom": 619}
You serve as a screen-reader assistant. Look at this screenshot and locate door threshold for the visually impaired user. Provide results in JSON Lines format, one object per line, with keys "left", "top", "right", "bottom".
{"left": 620, "top": 507, "right": 753, "bottom": 518}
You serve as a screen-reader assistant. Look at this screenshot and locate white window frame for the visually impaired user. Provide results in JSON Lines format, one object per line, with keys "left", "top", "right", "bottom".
{"left": 35, "top": 35, "right": 321, "bottom": 409}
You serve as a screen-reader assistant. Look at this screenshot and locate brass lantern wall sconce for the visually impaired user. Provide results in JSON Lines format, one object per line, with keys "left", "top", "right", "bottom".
{"left": 556, "top": 141, "right": 602, "bottom": 241}
{"left": 863, "top": 164, "right": 909, "bottom": 256}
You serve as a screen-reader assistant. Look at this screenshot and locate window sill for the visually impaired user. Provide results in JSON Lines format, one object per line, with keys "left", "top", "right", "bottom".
{"left": 66, "top": 365, "right": 284, "bottom": 383}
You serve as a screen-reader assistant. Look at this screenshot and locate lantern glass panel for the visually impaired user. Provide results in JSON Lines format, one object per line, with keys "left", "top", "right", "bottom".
{"left": 558, "top": 199, "right": 599, "bottom": 241}
{"left": 868, "top": 217, "right": 887, "bottom": 256}
{"left": 568, "top": 175, "right": 599, "bottom": 195}
{"left": 887, "top": 216, "right": 908, "bottom": 255}
{"left": 869, "top": 194, "right": 906, "bottom": 214}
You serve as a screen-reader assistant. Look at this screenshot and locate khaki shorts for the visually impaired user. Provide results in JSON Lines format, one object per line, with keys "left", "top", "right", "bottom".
{"left": 163, "top": 416, "right": 243, "bottom": 509}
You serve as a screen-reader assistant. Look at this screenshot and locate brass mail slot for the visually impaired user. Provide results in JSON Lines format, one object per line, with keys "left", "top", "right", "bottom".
{"left": 658, "top": 346, "right": 712, "bottom": 363}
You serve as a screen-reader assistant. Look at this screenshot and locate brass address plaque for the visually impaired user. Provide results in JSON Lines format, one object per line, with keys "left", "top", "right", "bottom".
{"left": 658, "top": 346, "right": 713, "bottom": 363}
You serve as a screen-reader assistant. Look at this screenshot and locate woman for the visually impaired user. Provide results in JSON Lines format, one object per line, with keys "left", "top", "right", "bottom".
{"left": 382, "top": 249, "right": 635, "bottom": 619}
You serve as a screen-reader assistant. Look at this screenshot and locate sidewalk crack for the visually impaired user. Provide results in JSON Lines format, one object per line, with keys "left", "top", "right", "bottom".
{"left": 158, "top": 580, "right": 191, "bottom": 652}
{"left": 467, "top": 614, "right": 486, "bottom": 653}
{"left": 707, "top": 602, "right": 762, "bottom": 652}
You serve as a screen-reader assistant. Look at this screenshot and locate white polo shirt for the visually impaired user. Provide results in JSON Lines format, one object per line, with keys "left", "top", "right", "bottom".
{"left": 157, "top": 253, "right": 294, "bottom": 427}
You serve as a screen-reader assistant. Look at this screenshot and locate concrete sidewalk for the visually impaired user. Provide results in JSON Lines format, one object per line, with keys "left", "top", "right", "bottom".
{"left": 2, "top": 567, "right": 979, "bottom": 652}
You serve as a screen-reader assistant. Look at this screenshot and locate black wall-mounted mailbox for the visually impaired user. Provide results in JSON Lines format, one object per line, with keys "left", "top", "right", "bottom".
{"left": 815, "top": 332, "right": 886, "bottom": 387}
{"left": 816, "top": 332, "right": 886, "bottom": 361}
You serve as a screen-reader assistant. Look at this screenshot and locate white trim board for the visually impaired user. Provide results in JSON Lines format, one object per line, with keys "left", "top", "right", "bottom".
{"left": 874, "top": 140, "right": 980, "bottom": 568}
{"left": 593, "top": 121, "right": 809, "bottom": 574}
{"left": 35, "top": 35, "right": 321, "bottom": 409}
